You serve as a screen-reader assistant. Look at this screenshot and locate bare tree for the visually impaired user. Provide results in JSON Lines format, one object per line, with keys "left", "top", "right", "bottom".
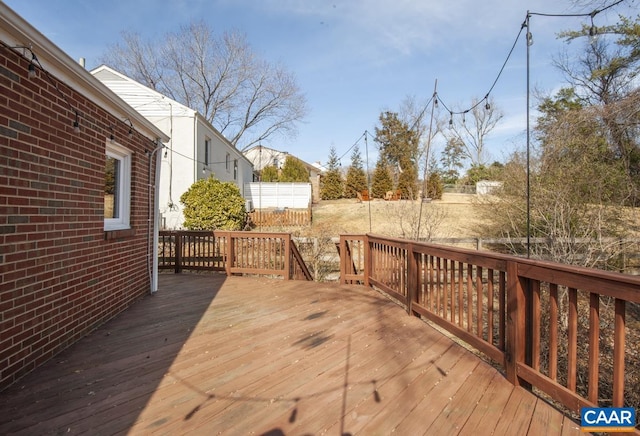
{"left": 445, "top": 96, "right": 503, "bottom": 167}
{"left": 101, "top": 21, "right": 307, "bottom": 150}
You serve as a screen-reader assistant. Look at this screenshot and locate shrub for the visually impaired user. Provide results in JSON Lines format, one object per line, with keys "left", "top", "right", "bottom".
{"left": 180, "top": 176, "right": 246, "bottom": 230}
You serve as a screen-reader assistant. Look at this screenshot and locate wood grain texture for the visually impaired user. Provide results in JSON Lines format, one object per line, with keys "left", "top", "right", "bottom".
{"left": 0, "top": 274, "right": 584, "bottom": 435}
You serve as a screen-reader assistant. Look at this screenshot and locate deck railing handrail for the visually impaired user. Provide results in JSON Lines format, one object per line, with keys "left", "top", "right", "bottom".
{"left": 158, "top": 230, "right": 312, "bottom": 280}
{"left": 339, "top": 233, "right": 640, "bottom": 424}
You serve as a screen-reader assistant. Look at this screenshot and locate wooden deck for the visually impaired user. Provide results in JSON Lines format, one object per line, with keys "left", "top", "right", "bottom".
{"left": 0, "top": 274, "right": 584, "bottom": 435}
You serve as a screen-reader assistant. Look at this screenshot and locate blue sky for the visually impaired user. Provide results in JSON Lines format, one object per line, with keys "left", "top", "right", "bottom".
{"left": 4, "top": 0, "right": 635, "bottom": 169}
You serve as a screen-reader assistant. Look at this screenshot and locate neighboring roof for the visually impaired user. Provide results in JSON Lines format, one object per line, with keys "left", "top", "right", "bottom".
{"left": 92, "top": 65, "right": 254, "bottom": 168}
{"left": 244, "top": 145, "right": 319, "bottom": 172}
{"left": 91, "top": 65, "right": 194, "bottom": 118}
{"left": 310, "top": 161, "right": 328, "bottom": 173}
{"left": 0, "top": 3, "right": 169, "bottom": 143}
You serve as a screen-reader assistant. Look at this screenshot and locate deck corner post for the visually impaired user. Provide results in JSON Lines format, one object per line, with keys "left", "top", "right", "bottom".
{"left": 407, "top": 243, "right": 419, "bottom": 316}
{"left": 506, "top": 260, "right": 526, "bottom": 386}
{"left": 339, "top": 236, "right": 347, "bottom": 285}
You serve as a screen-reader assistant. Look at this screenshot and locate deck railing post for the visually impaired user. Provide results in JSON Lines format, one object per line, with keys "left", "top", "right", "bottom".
{"left": 505, "top": 260, "right": 526, "bottom": 386}
{"left": 224, "top": 232, "right": 233, "bottom": 276}
{"left": 175, "top": 231, "right": 182, "bottom": 274}
{"left": 407, "top": 243, "right": 419, "bottom": 316}
{"left": 284, "top": 235, "right": 291, "bottom": 280}
{"left": 339, "top": 236, "right": 347, "bottom": 284}
{"left": 364, "top": 235, "right": 371, "bottom": 288}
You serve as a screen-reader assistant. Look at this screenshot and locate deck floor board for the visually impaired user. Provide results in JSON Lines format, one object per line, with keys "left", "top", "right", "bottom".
{"left": 0, "top": 274, "right": 584, "bottom": 435}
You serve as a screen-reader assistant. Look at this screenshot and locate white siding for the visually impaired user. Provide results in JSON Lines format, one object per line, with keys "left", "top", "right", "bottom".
{"left": 245, "top": 183, "right": 311, "bottom": 209}
{"left": 93, "top": 66, "right": 256, "bottom": 229}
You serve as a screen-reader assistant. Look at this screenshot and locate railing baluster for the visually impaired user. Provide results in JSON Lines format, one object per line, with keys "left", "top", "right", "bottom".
{"left": 548, "top": 283, "right": 558, "bottom": 381}
{"left": 476, "top": 265, "right": 483, "bottom": 337}
{"left": 588, "top": 292, "right": 600, "bottom": 404}
{"left": 466, "top": 264, "right": 473, "bottom": 332}
{"left": 531, "top": 280, "right": 540, "bottom": 371}
{"left": 487, "top": 269, "right": 494, "bottom": 345}
{"left": 613, "top": 298, "right": 626, "bottom": 407}
{"left": 567, "top": 287, "right": 578, "bottom": 392}
{"left": 458, "top": 261, "right": 464, "bottom": 328}
{"left": 450, "top": 260, "right": 456, "bottom": 324}
{"left": 499, "top": 271, "right": 506, "bottom": 351}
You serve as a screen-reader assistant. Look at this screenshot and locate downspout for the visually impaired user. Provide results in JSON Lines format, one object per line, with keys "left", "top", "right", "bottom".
{"left": 148, "top": 140, "right": 164, "bottom": 294}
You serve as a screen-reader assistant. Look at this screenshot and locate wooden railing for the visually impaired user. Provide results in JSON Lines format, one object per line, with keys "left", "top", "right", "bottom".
{"left": 159, "top": 230, "right": 312, "bottom": 280}
{"left": 339, "top": 234, "right": 640, "bottom": 425}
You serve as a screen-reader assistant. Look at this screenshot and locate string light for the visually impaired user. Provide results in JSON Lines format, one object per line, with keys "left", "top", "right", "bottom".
{"left": 28, "top": 61, "right": 36, "bottom": 78}
{"left": 433, "top": 1, "right": 622, "bottom": 128}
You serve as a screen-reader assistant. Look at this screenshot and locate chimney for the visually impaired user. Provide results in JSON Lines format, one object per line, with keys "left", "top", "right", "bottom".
{"left": 79, "top": 57, "right": 86, "bottom": 69}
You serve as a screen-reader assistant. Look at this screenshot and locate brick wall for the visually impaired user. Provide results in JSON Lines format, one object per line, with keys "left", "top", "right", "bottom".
{"left": 0, "top": 45, "right": 157, "bottom": 390}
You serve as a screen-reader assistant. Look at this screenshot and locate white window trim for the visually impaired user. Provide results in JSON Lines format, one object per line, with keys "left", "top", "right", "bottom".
{"left": 104, "top": 140, "right": 132, "bottom": 231}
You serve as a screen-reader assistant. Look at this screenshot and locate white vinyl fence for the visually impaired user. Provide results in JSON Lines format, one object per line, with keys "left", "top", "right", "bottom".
{"left": 244, "top": 182, "right": 312, "bottom": 209}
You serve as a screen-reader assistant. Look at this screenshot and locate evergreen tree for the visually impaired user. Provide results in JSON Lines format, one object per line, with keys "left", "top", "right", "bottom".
{"left": 320, "top": 146, "right": 344, "bottom": 200}
{"left": 279, "top": 155, "right": 309, "bottom": 182}
{"left": 375, "top": 111, "right": 418, "bottom": 199}
{"left": 426, "top": 171, "right": 444, "bottom": 200}
{"left": 344, "top": 145, "right": 368, "bottom": 198}
{"left": 440, "top": 137, "right": 465, "bottom": 184}
{"left": 260, "top": 165, "right": 279, "bottom": 182}
{"left": 371, "top": 155, "right": 393, "bottom": 199}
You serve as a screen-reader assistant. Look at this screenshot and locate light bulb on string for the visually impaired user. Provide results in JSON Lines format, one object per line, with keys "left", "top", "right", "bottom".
{"left": 589, "top": 15, "right": 598, "bottom": 44}
{"left": 28, "top": 62, "right": 36, "bottom": 79}
{"left": 73, "top": 112, "right": 80, "bottom": 133}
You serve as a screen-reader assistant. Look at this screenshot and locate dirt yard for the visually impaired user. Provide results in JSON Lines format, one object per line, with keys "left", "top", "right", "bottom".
{"left": 305, "top": 193, "right": 493, "bottom": 239}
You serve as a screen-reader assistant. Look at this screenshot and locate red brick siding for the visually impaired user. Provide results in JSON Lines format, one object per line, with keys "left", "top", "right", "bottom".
{"left": 0, "top": 45, "right": 157, "bottom": 390}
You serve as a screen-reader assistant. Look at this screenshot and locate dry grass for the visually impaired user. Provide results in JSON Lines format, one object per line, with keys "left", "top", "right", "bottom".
{"left": 303, "top": 193, "right": 492, "bottom": 239}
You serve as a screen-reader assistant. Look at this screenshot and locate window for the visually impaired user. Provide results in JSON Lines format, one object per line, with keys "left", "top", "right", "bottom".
{"left": 204, "top": 138, "right": 211, "bottom": 166}
{"left": 234, "top": 159, "right": 238, "bottom": 180}
{"left": 225, "top": 153, "right": 230, "bottom": 172}
{"left": 104, "top": 140, "right": 131, "bottom": 231}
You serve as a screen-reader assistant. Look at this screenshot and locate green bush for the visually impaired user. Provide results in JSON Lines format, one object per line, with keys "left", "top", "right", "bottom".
{"left": 180, "top": 176, "right": 246, "bottom": 230}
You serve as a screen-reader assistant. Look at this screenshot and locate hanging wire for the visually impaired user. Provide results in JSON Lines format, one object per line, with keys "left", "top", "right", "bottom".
{"left": 436, "top": 21, "right": 526, "bottom": 118}
{"left": 364, "top": 132, "right": 372, "bottom": 233}
{"left": 2, "top": 44, "right": 157, "bottom": 147}
{"left": 435, "top": 0, "right": 623, "bottom": 123}
{"left": 337, "top": 131, "right": 366, "bottom": 162}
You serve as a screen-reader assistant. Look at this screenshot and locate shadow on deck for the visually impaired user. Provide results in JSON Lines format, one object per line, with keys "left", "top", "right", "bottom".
{"left": 0, "top": 274, "right": 584, "bottom": 435}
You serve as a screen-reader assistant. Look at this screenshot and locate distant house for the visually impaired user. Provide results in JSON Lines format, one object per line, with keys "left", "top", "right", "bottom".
{"left": 0, "top": 4, "right": 169, "bottom": 390}
{"left": 243, "top": 145, "right": 322, "bottom": 203}
{"left": 91, "top": 66, "right": 255, "bottom": 229}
